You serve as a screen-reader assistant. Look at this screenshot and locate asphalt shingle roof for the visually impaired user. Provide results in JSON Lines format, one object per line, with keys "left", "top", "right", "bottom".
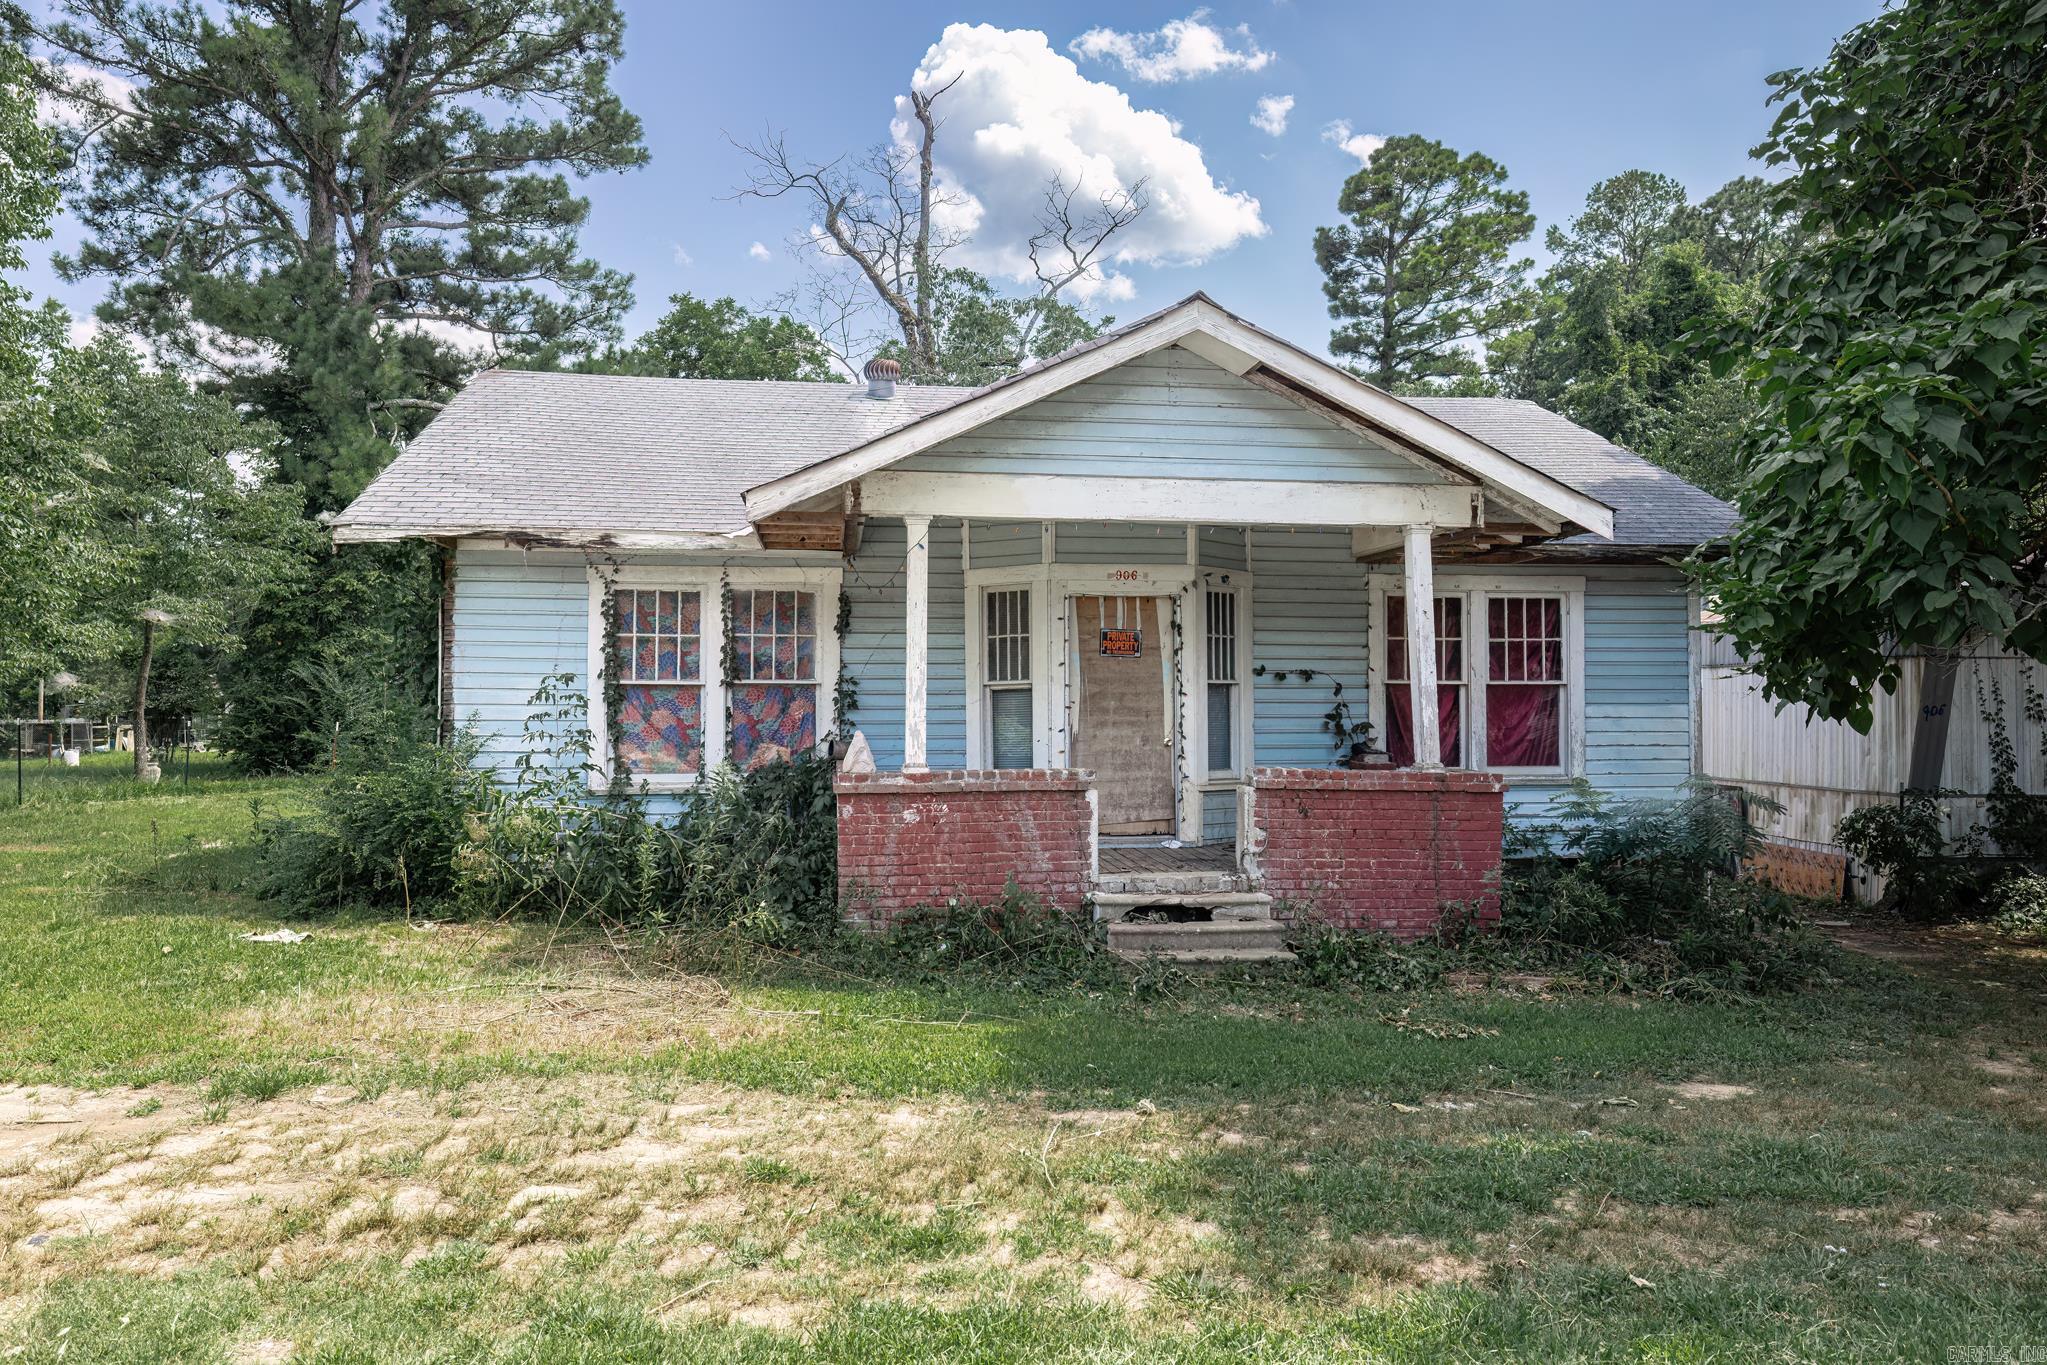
{"left": 335, "top": 358, "right": 1733, "bottom": 551}
{"left": 1406, "top": 397, "right": 1735, "bottom": 547}
{"left": 334, "top": 369, "right": 977, "bottom": 539}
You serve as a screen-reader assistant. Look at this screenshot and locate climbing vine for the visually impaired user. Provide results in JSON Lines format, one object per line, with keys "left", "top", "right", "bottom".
{"left": 832, "top": 587, "right": 857, "bottom": 743}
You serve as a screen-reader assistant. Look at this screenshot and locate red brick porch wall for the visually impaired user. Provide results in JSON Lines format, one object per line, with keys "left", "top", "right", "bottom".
{"left": 1249, "top": 767, "right": 1506, "bottom": 938}
{"left": 834, "top": 771, "right": 1095, "bottom": 930}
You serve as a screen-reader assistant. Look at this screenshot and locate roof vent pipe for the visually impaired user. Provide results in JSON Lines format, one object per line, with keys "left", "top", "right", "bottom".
{"left": 863, "top": 356, "right": 900, "bottom": 400}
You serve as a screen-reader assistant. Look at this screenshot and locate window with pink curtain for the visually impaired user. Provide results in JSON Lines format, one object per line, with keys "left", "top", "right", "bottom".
{"left": 1485, "top": 595, "right": 1563, "bottom": 768}
{"left": 1384, "top": 595, "right": 1464, "bottom": 766}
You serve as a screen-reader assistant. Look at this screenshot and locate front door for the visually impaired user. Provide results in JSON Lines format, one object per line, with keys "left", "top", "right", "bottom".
{"left": 1069, "top": 595, "right": 1176, "bottom": 834}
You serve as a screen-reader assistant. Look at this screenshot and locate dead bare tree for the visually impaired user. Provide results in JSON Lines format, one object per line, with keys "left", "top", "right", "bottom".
{"left": 734, "top": 77, "right": 1147, "bottom": 383}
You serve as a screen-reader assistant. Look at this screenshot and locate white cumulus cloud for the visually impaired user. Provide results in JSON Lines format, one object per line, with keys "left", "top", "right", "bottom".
{"left": 898, "top": 24, "right": 1266, "bottom": 300}
{"left": 35, "top": 61, "right": 137, "bottom": 126}
{"left": 1250, "top": 94, "right": 1294, "bottom": 137}
{"left": 1070, "top": 10, "right": 1273, "bottom": 82}
{"left": 1321, "top": 119, "right": 1385, "bottom": 165}
{"left": 671, "top": 242, "right": 693, "bottom": 267}
{"left": 747, "top": 241, "right": 773, "bottom": 262}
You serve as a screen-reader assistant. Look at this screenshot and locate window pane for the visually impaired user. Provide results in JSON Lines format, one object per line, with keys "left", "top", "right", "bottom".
{"left": 1205, "top": 590, "right": 1237, "bottom": 683}
{"left": 618, "top": 684, "right": 703, "bottom": 774}
{"left": 1207, "top": 682, "right": 1233, "bottom": 772}
{"left": 1487, "top": 684, "right": 1561, "bottom": 767}
{"left": 731, "top": 588, "right": 816, "bottom": 683}
{"left": 615, "top": 589, "right": 701, "bottom": 685}
{"left": 985, "top": 589, "right": 1030, "bottom": 684}
{"left": 1387, "top": 595, "right": 1459, "bottom": 682}
{"left": 730, "top": 683, "right": 816, "bottom": 769}
{"left": 989, "top": 687, "right": 1032, "bottom": 769}
{"left": 1487, "top": 595, "right": 1563, "bottom": 683}
{"left": 1385, "top": 683, "right": 1464, "bottom": 767}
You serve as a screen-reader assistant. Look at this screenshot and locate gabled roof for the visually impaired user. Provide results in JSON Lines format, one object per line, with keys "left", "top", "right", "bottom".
{"left": 741, "top": 294, "right": 1616, "bottom": 540}
{"left": 332, "top": 295, "right": 1734, "bottom": 552}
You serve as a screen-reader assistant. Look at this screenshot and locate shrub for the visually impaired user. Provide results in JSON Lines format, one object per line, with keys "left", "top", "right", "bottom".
{"left": 1987, "top": 872, "right": 2047, "bottom": 943}
{"left": 880, "top": 880, "right": 1106, "bottom": 984}
{"left": 1493, "top": 779, "right": 1835, "bottom": 997}
{"left": 1836, "top": 794, "right": 1990, "bottom": 920}
{"left": 256, "top": 732, "right": 492, "bottom": 910}
{"left": 453, "top": 752, "right": 840, "bottom": 938}
{"left": 1288, "top": 917, "right": 1445, "bottom": 991}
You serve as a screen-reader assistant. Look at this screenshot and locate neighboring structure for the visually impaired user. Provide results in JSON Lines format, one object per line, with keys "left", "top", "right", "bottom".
{"left": 1700, "top": 636, "right": 2047, "bottom": 900}
{"left": 335, "top": 294, "right": 1732, "bottom": 949}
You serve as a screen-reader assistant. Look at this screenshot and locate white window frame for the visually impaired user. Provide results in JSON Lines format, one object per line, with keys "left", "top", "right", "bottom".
{"left": 1367, "top": 572, "right": 1586, "bottom": 779}
{"left": 965, "top": 576, "right": 1052, "bottom": 770}
{"left": 1199, "top": 579, "right": 1252, "bottom": 781}
{"left": 586, "top": 564, "right": 842, "bottom": 792}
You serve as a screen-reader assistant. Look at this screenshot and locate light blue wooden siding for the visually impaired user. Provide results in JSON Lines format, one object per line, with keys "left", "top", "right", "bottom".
{"left": 1509, "top": 568, "right": 1693, "bottom": 822}
{"left": 1195, "top": 525, "right": 1248, "bottom": 571}
{"left": 1201, "top": 786, "right": 1238, "bottom": 842}
{"left": 968, "top": 520, "right": 1041, "bottom": 570}
{"left": 1056, "top": 521, "right": 1189, "bottom": 564}
{"left": 842, "top": 517, "right": 967, "bottom": 771}
{"left": 899, "top": 346, "right": 1445, "bottom": 484}
{"left": 1249, "top": 528, "right": 1369, "bottom": 765}
{"left": 448, "top": 546, "right": 589, "bottom": 784}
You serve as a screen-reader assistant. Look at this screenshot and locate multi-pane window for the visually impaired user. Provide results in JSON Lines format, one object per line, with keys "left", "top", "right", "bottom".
{"left": 1384, "top": 595, "right": 1466, "bottom": 767}
{"left": 614, "top": 589, "right": 704, "bottom": 774}
{"left": 729, "top": 589, "right": 819, "bottom": 769}
{"left": 1205, "top": 589, "right": 1238, "bottom": 774}
{"left": 1485, "top": 596, "right": 1565, "bottom": 768}
{"left": 984, "top": 588, "right": 1032, "bottom": 769}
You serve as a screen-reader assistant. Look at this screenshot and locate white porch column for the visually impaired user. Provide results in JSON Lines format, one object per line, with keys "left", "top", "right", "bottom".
{"left": 902, "top": 514, "right": 932, "bottom": 772}
{"left": 1402, "top": 523, "right": 1442, "bottom": 769}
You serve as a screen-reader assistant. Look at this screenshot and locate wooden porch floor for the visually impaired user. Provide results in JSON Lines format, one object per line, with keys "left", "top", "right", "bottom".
{"left": 1097, "top": 843, "right": 1238, "bottom": 875}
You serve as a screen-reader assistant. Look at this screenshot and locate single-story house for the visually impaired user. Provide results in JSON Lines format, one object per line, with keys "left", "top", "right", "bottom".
{"left": 335, "top": 294, "right": 1732, "bottom": 955}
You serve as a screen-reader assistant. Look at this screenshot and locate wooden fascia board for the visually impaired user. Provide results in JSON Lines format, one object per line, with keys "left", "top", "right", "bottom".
{"left": 860, "top": 470, "right": 1480, "bottom": 529}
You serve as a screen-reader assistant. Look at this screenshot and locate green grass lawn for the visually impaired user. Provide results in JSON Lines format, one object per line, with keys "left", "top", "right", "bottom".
{"left": 2, "top": 757, "right": 2044, "bottom": 1361}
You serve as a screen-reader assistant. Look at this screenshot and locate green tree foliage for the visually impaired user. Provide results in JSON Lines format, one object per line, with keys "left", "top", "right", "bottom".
{"left": 0, "top": 40, "right": 98, "bottom": 690}
{"left": 1490, "top": 170, "right": 1800, "bottom": 500}
{"left": 1680, "top": 176, "right": 1799, "bottom": 286}
{"left": 64, "top": 343, "right": 311, "bottom": 772}
{"left": 560, "top": 293, "right": 838, "bottom": 381}
{"left": 21, "top": 0, "right": 649, "bottom": 507}
{"left": 1312, "top": 135, "right": 1535, "bottom": 389}
{"left": 879, "top": 268, "right": 1107, "bottom": 387}
{"left": 1698, "top": 0, "right": 2047, "bottom": 728}
{"left": 1543, "top": 169, "right": 1689, "bottom": 292}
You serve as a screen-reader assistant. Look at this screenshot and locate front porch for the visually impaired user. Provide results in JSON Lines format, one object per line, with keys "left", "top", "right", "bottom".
{"left": 833, "top": 764, "right": 1507, "bottom": 952}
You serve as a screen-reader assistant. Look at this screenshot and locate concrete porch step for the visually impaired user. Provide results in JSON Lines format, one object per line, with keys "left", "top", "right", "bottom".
{"left": 1091, "top": 891, "right": 1273, "bottom": 923}
{"left": 1107, "top": 918, "right": 1295, "bottom": 965}
{"left": 1092, "top": 870, "right": 1256, "bottom": 898}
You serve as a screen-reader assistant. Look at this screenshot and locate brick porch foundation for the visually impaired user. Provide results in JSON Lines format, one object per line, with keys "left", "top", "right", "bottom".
{"left": 834, "top": 771, "right": 1096, "bottom": 930}
{"left": 1248, "top": 767, "right": 1506, "bottom": 938}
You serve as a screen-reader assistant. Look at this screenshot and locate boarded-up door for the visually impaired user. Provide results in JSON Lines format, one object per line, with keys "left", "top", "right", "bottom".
{"left": 1070, "top": 595, "right": 1175, "bottom": 834}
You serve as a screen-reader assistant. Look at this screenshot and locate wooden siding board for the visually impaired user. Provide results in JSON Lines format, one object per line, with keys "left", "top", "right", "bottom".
{"left": 1249, "top": 528, "right": 1369, "bottom": 767}
{"left": 900, "top": 347, "right": 1445, "bottom": 485}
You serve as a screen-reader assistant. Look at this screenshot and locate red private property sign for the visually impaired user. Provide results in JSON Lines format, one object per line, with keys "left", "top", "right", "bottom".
{"left": 1098, "top": 628, "right": 1143, "bottom": 658}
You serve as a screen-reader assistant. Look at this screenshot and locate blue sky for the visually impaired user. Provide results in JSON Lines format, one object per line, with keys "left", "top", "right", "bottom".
{"left": 21, "top": 1, "right": 1883, "bottom": 361}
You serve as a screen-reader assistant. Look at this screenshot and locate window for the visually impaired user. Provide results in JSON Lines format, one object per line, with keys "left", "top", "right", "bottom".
{"left": 1384, "top": 595, "right": 1466, "bottom": 767}
{"left": 728, "top": 588, "right": 819, "bottom": 769}
{"left": 984, "top": 588, "right": 1032, "bottom": 768}
{"left": 1485, "top": 595, "right": 1565, "bottom": 768}
{"left": 615, "top": 588, "right": 704, "bottom": 774}
{"left": 1379, "top": 585, "right": 1576, "bottom": 773}
{"left": 1205, "top": 589, "right": 1238, "bottom": 774}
